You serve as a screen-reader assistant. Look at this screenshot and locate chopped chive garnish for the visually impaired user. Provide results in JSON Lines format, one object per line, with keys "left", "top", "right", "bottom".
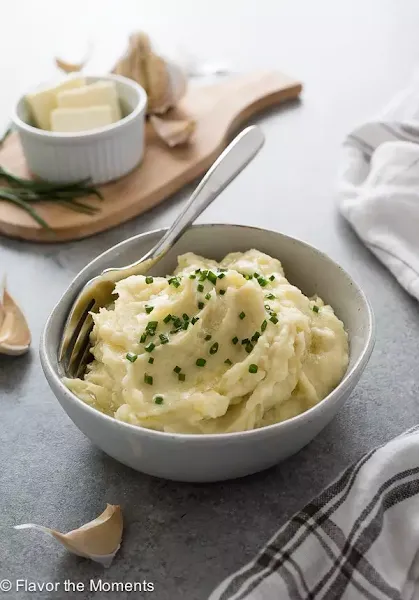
{"left": 145, "top": 305, "right": 154, "bottom": 314}
{"left": 249, "top": 364, "right": 258, "bottom": 374}
{"left": 195, "top": 268, "right": 201, "bottom": 274}
{"left": 264, "top": 304, "right": 271, "bottom": 310}
{"left": 173, "top": 317, "right": 182, "bottom": 329}
{"left": 168, "top": 277, "right": 181, "bottom": 288}
{"left": 145, "top": 342, "right": 155, "bottom": 352}
{"left": 243, "top": 273, "right": 253, "bottom": 280}
{"left": 144, "top": 374, "right": 153, "bottom": 385}
{"left": 232, "top": 336, "right": 239, "bottom": 345}
{"left": 218, "top": 272, "right": 226, "bottom": 279}
{"left": 207, "top": 271, "right": 217, "bottom": 284}
{"left": 163, "top": 314, "right": 172, "bottom": 323}
{"left": 261, "top": 320, "right": 268, "bottom": 332}
{"left": 196, "top": 358, "right": 206, "bottom": 367}
{"left": 312, "top": 305, "right": 320, "bottom": 313}
{"left": 126, "top": 352, "right": 138, "bottom": 363}
{"left": 209, "top": 342, "right": 219, "bottom": 355}
{"left": 241, "top": 338, "right": 249, "bottom": 345}
{"left": 178, "top": 373, "right": 186, "bottom": 382}
{"left": 189, "top": 274, "right": 196, "bottom": 279}
{"left": 253, "top": 272, "right": 259, "bottom": 278}
{"left": 148, "top": 357, "right": 154, "bottom": 364}
{"left": 245, "top": 342, "right": 253, "bottom": 354}
{"left": 191, "top": 316, "right": 199, "bottom": 325}
{"left": 239, "top": 311, "right": 246, "bottom": 320}
{"left": 182, "top": 321, "right": 189, "bottom": 330}
{"left": 159, "top": 333, "right": 169, "bottom": 344}
{"left": 199, "top": 270, "right": 208, "bottom": 281}
{"left": 225, "top": 358, "right": 232, "bottom": 365}
{"left": 173, "top": 366, "right": 181, "bottom": 374}
{"left": 252, "top": 332, "right": 260, "bottom": 342}
{"left": 145, "top": 276, "right": 153, "bottom": 284}
{"left": 270, "top": 316, "right": 279, "bottom": 324}
{"left": 198, "top": 301, "right": 205, "bottom": 310}
{"left": 219, "top": 289, "right": 226, "bottom": 295}
{"left": 154, "top": 396, "right": 164, "bottom": 404}
{"left": 266, "top": 293, "right": 276, "bottom": 300}
{"left": 258, "top": 277, "right": 268, "bottom": 287}
{"left": 140, "top": 333, "right": 147, "bottom": 343}
{"left": 205, "top": 293, "right": 211, "bottom": 300}
{"left": 219, "top": 268, "right": 227, "bottom": 272}
{"left": 269, "top": 275, "right": 275, "bottom": 281}
{"left": 146, "top": 321, "right": 158, "bottom": 332}
{"left": 205, "top": 334, "right": 212, "bottom": 341}
{"left": 183, "top": 313, "right": 189, "bottom": 321}
{"left": 197, "top": 283, "right": 204, "bottom": 292}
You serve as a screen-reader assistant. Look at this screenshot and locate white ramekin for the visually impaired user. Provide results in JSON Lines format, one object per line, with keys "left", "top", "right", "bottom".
{"left": 12, "top": 74, "right": 147, "bottom": 185}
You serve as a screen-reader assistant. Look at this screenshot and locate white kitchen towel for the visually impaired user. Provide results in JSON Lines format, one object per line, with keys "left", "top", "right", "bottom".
{"left": 339, "top": 75, "right": 419, "bottom": 302}
{"left": 209, "top": 426, "right": 419, "bottom": 600}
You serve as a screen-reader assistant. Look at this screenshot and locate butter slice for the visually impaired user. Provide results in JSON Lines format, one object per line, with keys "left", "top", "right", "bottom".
{"left": 25, "top": 77, "right": 86, "bottom": 130}
{"left": 57, "top": 81, "right": 122, "bottom": 121}
{"left": 50, "top": 105, "right": 114, "bottom": 132}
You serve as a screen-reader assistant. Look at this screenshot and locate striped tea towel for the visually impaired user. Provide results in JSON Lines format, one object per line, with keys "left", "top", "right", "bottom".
{"left": 209, "top": 426, "right": 419, "bottom": 600}
{"left": 339, "top": 75, "right": 419, "bottom": 302}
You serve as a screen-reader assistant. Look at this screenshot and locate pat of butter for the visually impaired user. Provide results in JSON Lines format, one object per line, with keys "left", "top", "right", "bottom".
{"left": 26, "top": 77, "right": 86, "bottom": 130}
{"left": 50, "top": 105, "right": 114, "bottom": 132}
{"left": 57, "top": 81, "right": 122, "bottom": 121}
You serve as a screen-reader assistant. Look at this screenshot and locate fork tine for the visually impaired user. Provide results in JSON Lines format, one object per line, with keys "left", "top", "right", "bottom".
{"left": 72, "top": 319, "right": 94, "bottom": 379}
{"left": 60, "top": 298, "right": 95, "bottom": 367}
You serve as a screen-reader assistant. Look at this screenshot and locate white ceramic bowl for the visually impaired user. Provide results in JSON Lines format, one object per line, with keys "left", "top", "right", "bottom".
{"left": 12, "top": 74, "right": 147, "bottom": 184}
{"left": 40, "top": 225, "right": 375, "bottom": 482}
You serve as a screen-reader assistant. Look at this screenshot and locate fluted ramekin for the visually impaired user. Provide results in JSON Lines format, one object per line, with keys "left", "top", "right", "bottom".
{"left": 12, "top": 74, "right": 147, "bottom": 185}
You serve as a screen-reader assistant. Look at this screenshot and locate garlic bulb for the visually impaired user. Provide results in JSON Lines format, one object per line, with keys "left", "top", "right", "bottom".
{"left": 112, "top": 32, "right": 188, "bottom": 114}
{"left": 15, "top": 504, "right": 123, "bottom": 567}
{"left": 0, "top": 280, "right": 31, "bottom": 356}
{"left": 150, "top": 115, "right": 195, "bottom": 147}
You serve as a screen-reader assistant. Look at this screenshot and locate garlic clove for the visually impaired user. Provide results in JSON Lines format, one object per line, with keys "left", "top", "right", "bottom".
{"left": 14, "top": 504, "right": 123, "bottom": 568}
{"left": 147, "top": 60, "right": 188, "bottom": 115}
{"left": 150, "top": 115, "right": 195, "bottom": 147}
{"left": 112, "top": 32, "right": 149, "bottom": 90}
{"left": 0, "top": 280, "right": 31, "bottom": 356}
{"left": 55, "top": 57, "right": 85, "bottom": 74}
{"left": 54, "top": 42, "right": 92, "bottom": 74}
{"left": 145, "top": 53, "right": 171, "bottom": 114}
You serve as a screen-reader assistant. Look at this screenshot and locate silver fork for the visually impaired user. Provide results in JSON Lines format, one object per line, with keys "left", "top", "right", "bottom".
{"left": 60, "top": 125, "right": 265, "bottom": 378}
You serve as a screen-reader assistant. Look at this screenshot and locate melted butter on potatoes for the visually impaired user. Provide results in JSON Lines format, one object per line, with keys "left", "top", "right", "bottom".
{"left": 64, "top": 250, "right": 349, "bottom": 434}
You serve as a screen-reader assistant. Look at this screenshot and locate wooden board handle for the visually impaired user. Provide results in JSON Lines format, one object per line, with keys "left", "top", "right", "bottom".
{"left": 183, "top": 71, "right": 302, "bottom": 152}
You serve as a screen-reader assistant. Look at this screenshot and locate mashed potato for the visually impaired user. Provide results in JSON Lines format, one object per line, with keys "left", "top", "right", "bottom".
{"left": 64, "top": 250, "right": 349, "bottom": 434}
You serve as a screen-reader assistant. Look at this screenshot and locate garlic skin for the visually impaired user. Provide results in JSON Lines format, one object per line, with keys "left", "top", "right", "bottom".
{"left": 150, "top": 115, "right": 195, "bottom": 147}
{"left": 0, "top": 281, "right": 31, "bottom": 356}
{"left": 14, "top": 504, "right": 123, "bottom": 567}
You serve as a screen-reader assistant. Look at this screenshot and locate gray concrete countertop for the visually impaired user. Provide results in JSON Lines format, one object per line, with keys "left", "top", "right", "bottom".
{"left": 2, "top": 1, "right": 419, "bottom": 599}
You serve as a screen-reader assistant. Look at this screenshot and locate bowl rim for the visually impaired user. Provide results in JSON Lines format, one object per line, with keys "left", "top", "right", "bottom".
{"left": 40, "top": 223, "right": 376, "bottom": 442}
{"left": 12, "top": 73, "right": 147, "bottom": 140}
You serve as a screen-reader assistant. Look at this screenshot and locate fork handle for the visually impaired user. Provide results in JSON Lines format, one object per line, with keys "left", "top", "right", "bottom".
{"left": 142, "top": 125, "right": 265, "bottom": 263}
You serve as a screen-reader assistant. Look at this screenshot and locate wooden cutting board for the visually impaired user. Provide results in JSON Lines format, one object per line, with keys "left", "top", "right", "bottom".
{"left": 0, "top": 71, "right": 302, "bottom": 243}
